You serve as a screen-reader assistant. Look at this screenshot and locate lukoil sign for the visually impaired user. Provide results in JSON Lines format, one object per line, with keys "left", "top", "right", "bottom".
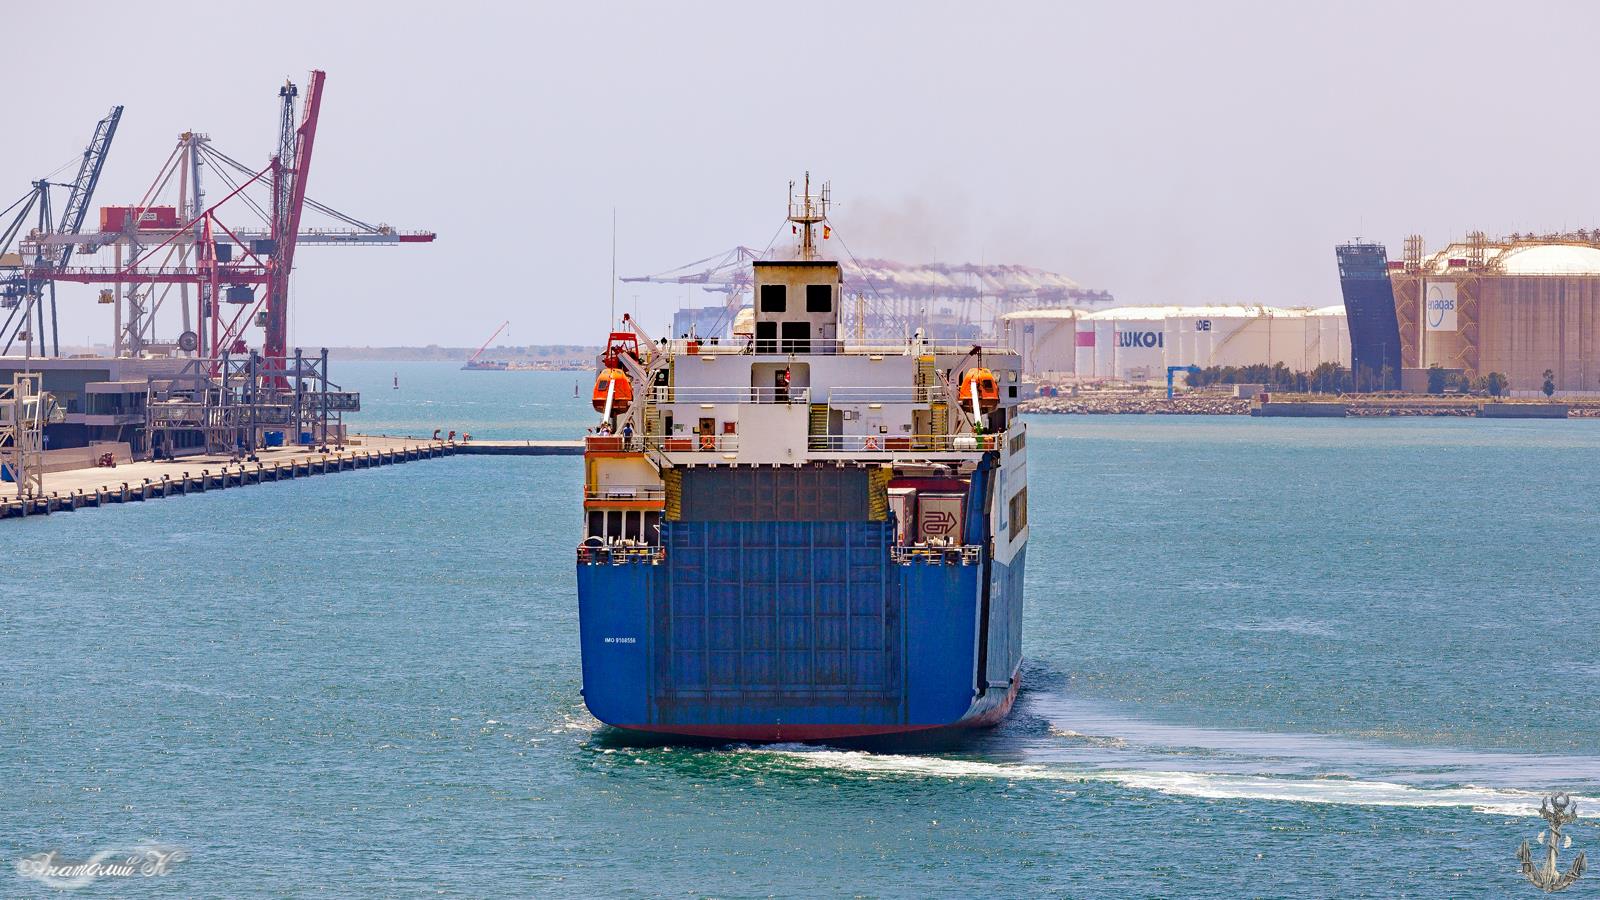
{"left": 1116, "top": 330, "right": 1164, "bottom": 349}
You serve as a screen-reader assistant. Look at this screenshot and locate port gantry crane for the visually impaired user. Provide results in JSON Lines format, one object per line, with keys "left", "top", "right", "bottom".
{"left": 620, "top": 245, "right": 761, "bottom": 337}
{"left": 0, "top": 105, "right": 123, "bottom": 357}
{"left": 20, "top": 70, "right": 435, "bottom": 370}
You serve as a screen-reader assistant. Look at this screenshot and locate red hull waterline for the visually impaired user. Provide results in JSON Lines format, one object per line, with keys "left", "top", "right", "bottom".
{"left": 611, "top": 674, "right": 1021, "bottom": 742}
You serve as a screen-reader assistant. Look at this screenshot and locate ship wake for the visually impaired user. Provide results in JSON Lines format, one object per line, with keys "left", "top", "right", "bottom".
{"left": 745, "top": 698, "right": 1600, "bottom": 817}
{"left": 748, "top": 746, "right": 1599, "bottom": 817}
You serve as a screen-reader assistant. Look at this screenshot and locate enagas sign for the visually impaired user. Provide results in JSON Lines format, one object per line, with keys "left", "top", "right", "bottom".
{"left": 1425, "top": 282, "right": 1458, "bottom": 332}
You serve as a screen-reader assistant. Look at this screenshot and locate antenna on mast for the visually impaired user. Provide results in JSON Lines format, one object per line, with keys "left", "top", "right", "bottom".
{"left": 610, "top": 207, "right": 617, "bottom": 324}
{"left": 786, "top": 171, "right": 829, "bottom": 260}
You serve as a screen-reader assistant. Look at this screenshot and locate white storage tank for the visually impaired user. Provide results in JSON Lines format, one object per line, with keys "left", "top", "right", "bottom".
{"left": 1075, "top": 319, "right": 1096, "bottom": 376}
{"left": 1093, "top": 320, "right": 1116, "bottom": 378}
{"left": 1000, "top": 309, "right": 1084, "bottom": 378}
{"left": 1109, "top": 316, "right": 1165, "bottom": 381}
{"left": 1070, "top": 304, "right": 1351, "bottom": 382}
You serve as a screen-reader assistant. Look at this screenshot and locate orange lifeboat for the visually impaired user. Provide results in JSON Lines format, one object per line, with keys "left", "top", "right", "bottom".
{"left": 959, "top": 367, "right": 1000, "bottom": 414}
{"left": 592, "top": 368, "right": 633, "bottom": 414}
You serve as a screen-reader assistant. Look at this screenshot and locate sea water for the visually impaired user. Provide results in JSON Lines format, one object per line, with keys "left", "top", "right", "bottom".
{"left": 3, "top": 362, "right": 1597, "bottom": 897}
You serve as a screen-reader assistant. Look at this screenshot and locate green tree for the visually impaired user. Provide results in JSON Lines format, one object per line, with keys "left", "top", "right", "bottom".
{"left": 1542, "top": 368, "right": 1556, "bottom": 398}
{"left": 1485, "top": 371, "right": 1509, "bottom": 398}
{"left": 1426, "top": 364, "right": 1447, "bottom": 395}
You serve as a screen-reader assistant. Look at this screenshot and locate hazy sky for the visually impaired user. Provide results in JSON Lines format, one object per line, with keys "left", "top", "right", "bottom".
{"left": 8, "top": 1, "right": 1600, "bottom": 347}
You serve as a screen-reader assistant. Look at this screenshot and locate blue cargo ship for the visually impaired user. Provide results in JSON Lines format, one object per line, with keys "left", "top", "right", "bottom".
{"left": 576, "top": 178, "right": 1028, "bottom": 740}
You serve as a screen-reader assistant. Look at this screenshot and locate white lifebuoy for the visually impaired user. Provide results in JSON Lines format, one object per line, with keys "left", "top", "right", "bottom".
{"left": 864, "top": 436, "right": 880, "bottom": 451}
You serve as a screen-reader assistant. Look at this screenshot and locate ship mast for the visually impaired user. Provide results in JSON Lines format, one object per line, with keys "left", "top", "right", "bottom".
{"left": 787, "top": 171, "right": 830, "bottom": 260}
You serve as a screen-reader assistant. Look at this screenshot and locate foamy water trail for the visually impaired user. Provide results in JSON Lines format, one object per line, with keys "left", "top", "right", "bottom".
{"left": 749, "top": 747, "right": 1600, "bottom": 817}
{"left": 1034, "top": 698, "right": 1600, "bottom": 786}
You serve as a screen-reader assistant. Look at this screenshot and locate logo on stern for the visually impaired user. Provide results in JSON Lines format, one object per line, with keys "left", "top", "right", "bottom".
{"left": 1517, "top": 793, "right": 1587, "bottom": 893}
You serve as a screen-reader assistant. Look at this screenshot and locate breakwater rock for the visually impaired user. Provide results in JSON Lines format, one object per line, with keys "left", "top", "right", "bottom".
{"left": 1021, "top": 395, "right": 1250, "bottom": 415}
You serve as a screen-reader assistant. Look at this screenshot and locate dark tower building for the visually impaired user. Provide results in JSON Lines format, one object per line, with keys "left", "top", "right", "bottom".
{"left": 1336, "top": 242, "right": 1402, "bottom": 390}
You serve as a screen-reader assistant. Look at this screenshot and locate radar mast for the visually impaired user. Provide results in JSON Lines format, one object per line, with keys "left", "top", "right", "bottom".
{"left": 787, "top": 171, "right": 830, "bottom": 260}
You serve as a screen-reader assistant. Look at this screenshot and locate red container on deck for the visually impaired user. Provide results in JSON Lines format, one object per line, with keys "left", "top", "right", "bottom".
{"left": 99, "top": 206, "right": 179, "bottom": 231}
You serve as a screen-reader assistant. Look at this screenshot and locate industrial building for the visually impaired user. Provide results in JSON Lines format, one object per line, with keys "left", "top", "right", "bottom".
{"left": 1003, "top": 304, "right": 1350, "bottom": 382}
{"left": 1353, "top": 233, "right": 1600, "bottom": 394}
{"left": 0, "top": 356, "right": 183, "bottom": 454}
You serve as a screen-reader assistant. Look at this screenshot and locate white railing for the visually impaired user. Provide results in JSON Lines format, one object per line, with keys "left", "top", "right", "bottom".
{"left": 576, "top": 543, "right": 665, "bottom": 565}
{"left": 651, "top": 434, "right": 741, "bottom": 453}
{"left": 650, "top": 386, "right": 810, "bottom": 404}
{"left": 826, "top": 385, "right": 940, "bottom": 404}
{"left": 584, "top": 435, "right": 645, "bottom": 452}
{"left": 585, "top": 434, "right": 742, "bottom": 453}
{"left": 584, "top": 484, "right": 666, "bottom": 502}
{"left": 807, "top": 433, "right": 1003, "bottom": 453}
{"left": 891, "top": 545, "right": 982, "bottom": 566}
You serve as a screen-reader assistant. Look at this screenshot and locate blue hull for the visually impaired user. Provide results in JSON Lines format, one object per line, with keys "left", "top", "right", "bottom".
{"left": 577, "top": 520, "right": 1025, "bottom": 741}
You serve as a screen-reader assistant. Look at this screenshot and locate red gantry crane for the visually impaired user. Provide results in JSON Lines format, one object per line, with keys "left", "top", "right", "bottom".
{"left": 24, "top": 70, "right": 435, "bottom": 372}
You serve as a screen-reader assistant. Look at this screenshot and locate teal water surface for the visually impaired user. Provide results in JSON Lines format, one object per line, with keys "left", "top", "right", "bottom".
{"left": 3, "top": 362, "right": 1598, "bottom": 897}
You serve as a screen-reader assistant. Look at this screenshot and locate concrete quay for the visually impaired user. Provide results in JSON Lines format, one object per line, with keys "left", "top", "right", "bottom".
{"left": 0, "top": 435, "right": 582, "bottom": 520}
{"left": 451, "top": 440, "right": 583, "bottom": 455}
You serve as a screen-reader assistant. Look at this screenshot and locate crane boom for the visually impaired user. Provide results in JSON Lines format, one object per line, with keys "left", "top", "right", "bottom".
{"left": 0, "top": 105, "right": 122, "bottom": 357}
{"left": 467, "top": 320, "right": 511, "bottom": 364}
{"left": 44, "top": 105, "right": 122, "bottom": 356}
{"left": 266, "top": 70, "right": 324, "bottom": 369}
{"left": 50, "top": 106, "right": 122, "bottom": 271}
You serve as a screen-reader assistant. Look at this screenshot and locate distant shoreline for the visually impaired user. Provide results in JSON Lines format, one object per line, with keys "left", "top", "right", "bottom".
{"left": 327, "top": 345, "right": 600, "bottom": 364}
{"left": 1021, "top": 394, "right": 1600, "bottom": 417}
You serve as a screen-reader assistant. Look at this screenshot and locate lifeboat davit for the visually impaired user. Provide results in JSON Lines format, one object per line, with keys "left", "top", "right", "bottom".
{"left": 959, "top": 367, "right": 1000, "bottom": 414}
{"left": 592, "top": 368, "right": 633, "bottom": 415}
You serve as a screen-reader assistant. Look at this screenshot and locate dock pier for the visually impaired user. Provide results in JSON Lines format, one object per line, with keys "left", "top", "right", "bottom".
{"left": 0, "top": 436, "right": 582, "bottom": 520}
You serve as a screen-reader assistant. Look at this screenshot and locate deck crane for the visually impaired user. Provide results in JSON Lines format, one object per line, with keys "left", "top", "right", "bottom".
{"left": 0, "top": 105, "right": 122, "bottom": 356}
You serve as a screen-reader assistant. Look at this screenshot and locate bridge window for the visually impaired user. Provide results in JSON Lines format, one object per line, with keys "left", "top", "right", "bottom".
{"left": 755, "top": 321, "right": 777, "bottom": 353}
{"left": 780, "top": 321, "right": 810, "bottom": 354}
{"left": 759, "top": 284, "right": 786, "bottom": 313}
{"left": 805, "top": 284, "right": 833, "bottom": 313}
